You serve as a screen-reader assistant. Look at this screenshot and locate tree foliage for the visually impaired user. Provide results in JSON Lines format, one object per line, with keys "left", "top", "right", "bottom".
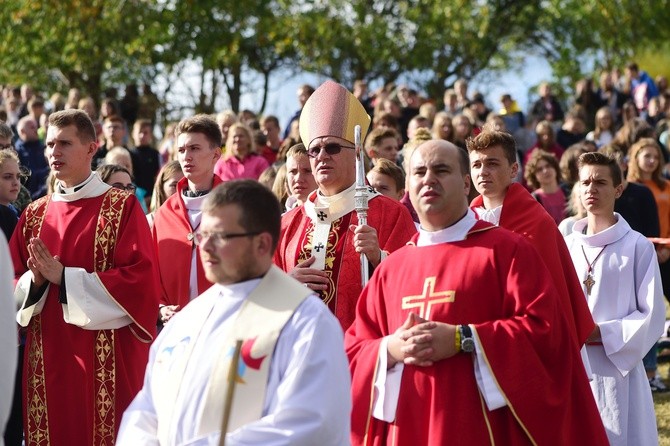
{"left": 0, "top": 0, "right": 162, "bottom": 101}
{"left": 1, "top": 0, "right": 669, "bottom": 118}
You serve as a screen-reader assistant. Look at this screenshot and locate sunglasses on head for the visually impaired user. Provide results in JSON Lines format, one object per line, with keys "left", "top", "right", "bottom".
{"left": 307, "top": 142, "right": 355, "bottom": 158}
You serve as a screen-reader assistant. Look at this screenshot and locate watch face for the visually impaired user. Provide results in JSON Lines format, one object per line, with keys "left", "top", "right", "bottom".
{"left": 462, "top": 338, "right": 475, "bottom": 353}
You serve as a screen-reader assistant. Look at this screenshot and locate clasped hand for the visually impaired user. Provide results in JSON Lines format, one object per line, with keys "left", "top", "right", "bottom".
{"left": 387, "top": 313, "right": 458, "bottom": 368}
{"left": 27, "top": 237, "right": 63, "bottom": 287}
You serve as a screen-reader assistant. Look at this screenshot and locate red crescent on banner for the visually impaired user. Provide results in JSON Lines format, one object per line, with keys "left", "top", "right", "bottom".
{"left": 240, "top": 337, "right": 266, "bottom": 370}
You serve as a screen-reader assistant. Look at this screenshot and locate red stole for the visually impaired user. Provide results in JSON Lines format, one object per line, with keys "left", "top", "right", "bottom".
{"left": 471, "top": 183, "right": 595, "bottom": 347}
{"left": 152, "top": 175, "right": 223, "bottom": 307}
{"left": 346, "top": 222, "right": 608, "bottom": 445}
{"left": 274, "top": 194, "right": 416, "bottom": 330}
{"left": 10, "top": 189, "right": 160, "bottom": 446}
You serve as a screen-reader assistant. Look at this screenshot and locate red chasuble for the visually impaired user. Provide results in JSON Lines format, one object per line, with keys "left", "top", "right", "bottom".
{"left": 274, "top": 194, "right": 416, "bottom": 330}
{"left": 471, "top": 183, "right": 595, "bottom": 347}
{"left": 9, "top": 189, "right": 160, "bottom": 446}
{"left": 346, "top": 222, "right": 608, "bottom": 446}
{"left": 152, "top": 175, "right": 223, "bottom": 308}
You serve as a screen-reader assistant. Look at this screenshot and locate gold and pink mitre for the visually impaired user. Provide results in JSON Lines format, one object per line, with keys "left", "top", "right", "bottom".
{"left": 299, "top": 80, "right": 371, "bottom": 148}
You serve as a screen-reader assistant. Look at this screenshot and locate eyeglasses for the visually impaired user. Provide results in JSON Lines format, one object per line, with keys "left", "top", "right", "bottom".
{"left": 111, "top": 183, "right": 137, "bottom": 192}
{"left": 0, "top": 143, "right": 13, "bottom": 151}
{"left": 193, "top": 230, "right": 260, "bottom": 246}
{"left": 307, "top": 143, "right": 355, "bottom": 158}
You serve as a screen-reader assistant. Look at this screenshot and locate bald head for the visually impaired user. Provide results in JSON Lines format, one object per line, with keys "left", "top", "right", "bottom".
{"left": 408, "top": 140, "right": 471, "bottom": 231}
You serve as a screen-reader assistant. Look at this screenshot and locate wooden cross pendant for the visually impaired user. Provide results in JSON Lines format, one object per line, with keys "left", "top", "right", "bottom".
{"left": 583, "top": 274, "right": 595, "bottom": 295}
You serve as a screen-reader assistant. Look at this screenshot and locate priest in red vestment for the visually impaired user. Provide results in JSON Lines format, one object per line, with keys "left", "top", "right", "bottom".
{"left": 152, "top": 114, "right": 223, "bottom": 324}
{"left": 468, "top": 130, "right": 595, "bottom": 348}
{"left": 273, "top": 81, "right": 416, "bottom": 330}
{"left": 9, "top": 110, "right": 160, "bottom": 446}
{"left": 346, "top": 140, "right": 608, "bottom": 445}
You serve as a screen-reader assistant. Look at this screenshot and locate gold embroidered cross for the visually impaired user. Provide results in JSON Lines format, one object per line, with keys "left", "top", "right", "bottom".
{"left": 401, "top": 277, "right": 455, "bottom": 319}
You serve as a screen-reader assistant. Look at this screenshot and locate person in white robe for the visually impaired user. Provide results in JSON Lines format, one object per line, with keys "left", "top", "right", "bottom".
{"left": 117, "top": 180, "right": 351, "bottom": 446}
{"left": 565, "top": 152, "right": 665, "bottom": 446}
{"left": 0, "top": 233, "right": 17, "bottom": 446}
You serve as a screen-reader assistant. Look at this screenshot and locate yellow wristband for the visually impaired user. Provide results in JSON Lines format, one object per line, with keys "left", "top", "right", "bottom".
{"left": 454, "top": 325, "right": 461, "bottom": 353}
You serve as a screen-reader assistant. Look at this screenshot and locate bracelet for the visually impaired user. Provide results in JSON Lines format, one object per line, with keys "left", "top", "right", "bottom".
{"left": 454, "top": 325, "right": 461, "bottom": 353}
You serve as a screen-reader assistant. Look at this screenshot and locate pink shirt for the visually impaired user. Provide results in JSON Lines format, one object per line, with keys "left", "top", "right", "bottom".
{"left": 214, "top": 154, "right": 270, "bottom": 181}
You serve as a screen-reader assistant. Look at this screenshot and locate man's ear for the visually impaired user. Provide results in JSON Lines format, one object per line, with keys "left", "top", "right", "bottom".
{"left": 614, "top": 183, "right": 624, "bottom": 199}
{"left": 510, "top": 161, "right": 519, "bottom": 179}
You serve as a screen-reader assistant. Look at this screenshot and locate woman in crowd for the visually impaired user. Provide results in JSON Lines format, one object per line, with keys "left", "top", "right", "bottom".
{"left": 147, "top": 160, "right": 183, "bottom": 227}
{"left": 586, "top": 106, "right": 615, "bottom": 148}
{"left": 525, "top": 120, "right": 564, "bottom": 164}
{"left": 524, "top": 149, "right": 567, "bottom": 225}
{"left": 214, "top": 122, "right": 269, "bottom": 181}
{"left": 431, "top": 111, "right": 453, "bottom": 142}
{"left": 626, "top": 137, "right": 670, "bottom": 392}
{"left": 627, "top": 138, "right": 670, "bottom": 303}
{"left": 97, "top": 164, "right": 136, "bottom": 194}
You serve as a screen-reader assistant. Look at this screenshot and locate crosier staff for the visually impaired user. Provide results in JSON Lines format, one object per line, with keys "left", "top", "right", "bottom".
{"left": 354, "top": 125, "right": 369, "bottom": 287}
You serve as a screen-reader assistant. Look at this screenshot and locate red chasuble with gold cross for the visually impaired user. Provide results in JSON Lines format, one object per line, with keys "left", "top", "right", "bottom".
{"left": 346, "top": 222, "right": 608, "bottom": 446}
{"left": 274, "top": 192, "right": 416, "bottom": 330}
{"left": 9, "top": 189, "right": 160, "bottom": 446}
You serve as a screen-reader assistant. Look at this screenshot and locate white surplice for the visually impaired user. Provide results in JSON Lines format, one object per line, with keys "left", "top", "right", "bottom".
{"left": 117, "top": 278, "right": 351, "bottom": 446}
{"left": 565, "top": 214, "right": 664, "bottom": 446}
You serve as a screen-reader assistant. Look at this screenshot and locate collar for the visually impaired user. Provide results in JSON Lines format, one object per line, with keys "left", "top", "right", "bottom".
{"left": 304, "top": 182, "right": 364, "bottom": 224}
{"left": 182, "top": 193, "right": 210, "bottom": 211}
{"left": 285, "top": 195, "right": 299, "bottom": 211}
{"left": 473, "top": 205, "right": 502, "bottom": 226}
{"left": 182, "top": 188, "right": 211, "bottom": 198}
{"left": 58, "top": 171, "right": 96, "bottom": 194}
{"left": 417, "top": 209, "right": 477, "bottom": 247}
{"left": 53, "top": 172, "right": 109, "bottom": 202}
{"left": 214, "top": 277, "right": 264, "bottom": 302}
{"left": 571, "top": 213, "right": 630, "bottom": 247}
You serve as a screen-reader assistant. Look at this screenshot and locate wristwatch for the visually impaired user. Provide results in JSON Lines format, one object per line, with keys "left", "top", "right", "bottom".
{"left": 459, "top": 325, "right": 475, "bottom": 353}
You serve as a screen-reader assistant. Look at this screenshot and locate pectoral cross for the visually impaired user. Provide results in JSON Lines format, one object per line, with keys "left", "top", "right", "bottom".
{"left": 317, "top": 211, "right": 327, "bottom": 221}
{"left": 401, "top": 277, "right": 455, "bottom": 319}
{"left": 314, "top": 242, "right": 325, "bottom": 252}
{"left": 583, "top": 274, "right": 595, "bottom": 296}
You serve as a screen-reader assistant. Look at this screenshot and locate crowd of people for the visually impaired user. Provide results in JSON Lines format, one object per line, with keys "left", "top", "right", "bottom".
{"left": 0, "top": 60, "right": 669, "bottom": 445}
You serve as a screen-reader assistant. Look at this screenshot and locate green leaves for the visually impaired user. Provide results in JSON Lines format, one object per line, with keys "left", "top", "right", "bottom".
{"left": 2, "top": 0, "right": 669, "bottom": 116}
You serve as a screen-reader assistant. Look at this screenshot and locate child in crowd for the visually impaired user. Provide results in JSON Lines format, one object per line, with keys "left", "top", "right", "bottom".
{"left": 366, "top": 157, "right": 405, "bottom": 201}
{"left": 586, "top": 107, "right": 615, "bottom": 148}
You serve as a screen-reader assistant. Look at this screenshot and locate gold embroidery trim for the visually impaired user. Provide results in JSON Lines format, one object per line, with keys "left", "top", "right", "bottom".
{"left": 95, "top": 188, "right": 127, "bottom": 272}
{"left": 93, "top": 330, "right": 117, "bottom": 445}
{"left": 26, "top": 316, "right": 50, "bottom": 446}
{"left": 297, "top": 218, "right": 340, "bottom": 305}
{"left": 92, "top": 188, "right": 129, "bottom": 445}
{"left": 24, "top": 197, "right": 50, "bottom": 446}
